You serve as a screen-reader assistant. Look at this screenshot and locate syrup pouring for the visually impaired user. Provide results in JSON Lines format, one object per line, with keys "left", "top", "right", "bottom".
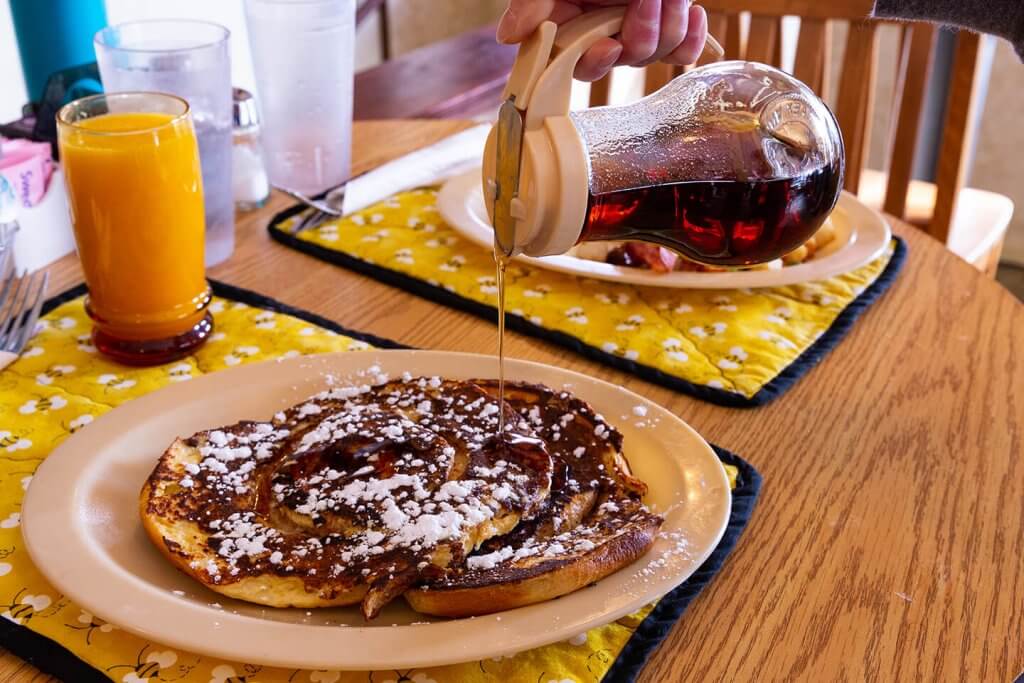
{"left": 486, "top": 7, "right": 844, "bottom": 435}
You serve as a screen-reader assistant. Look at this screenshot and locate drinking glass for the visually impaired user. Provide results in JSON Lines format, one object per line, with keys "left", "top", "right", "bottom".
{"left": 57, "top": 93, "right": 213, "bottom": 365}
{"left": 244, "top": 0, "right": 355, "bottom": 195}
{"left": 95, "top": 20, "right": 235, "bottom": 267}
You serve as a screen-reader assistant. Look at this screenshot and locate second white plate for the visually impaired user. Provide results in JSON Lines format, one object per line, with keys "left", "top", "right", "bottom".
{"left": 437, "top": 170, "right": 891, "bottom": 289}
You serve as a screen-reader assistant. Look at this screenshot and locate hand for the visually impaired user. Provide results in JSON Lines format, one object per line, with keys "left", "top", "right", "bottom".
{"left": 496, "top": 0, "right": 709, "bottom": 81}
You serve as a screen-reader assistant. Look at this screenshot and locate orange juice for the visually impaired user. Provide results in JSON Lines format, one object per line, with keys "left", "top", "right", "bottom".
{"left": 58, "top": 93, "right": 213, "bottom": 364}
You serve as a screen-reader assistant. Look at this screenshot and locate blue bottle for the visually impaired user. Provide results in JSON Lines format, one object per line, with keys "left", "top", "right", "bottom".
{"left": 10, "top": 0, "right": 108, "bottom": 102}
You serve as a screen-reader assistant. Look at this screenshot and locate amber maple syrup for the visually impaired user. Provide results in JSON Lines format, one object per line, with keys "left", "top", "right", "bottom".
{"left": 581, "top": 165, "right": 840, "bottom": 266}
{"left": 495, "top": 251, "right": 509, "bottom": 436}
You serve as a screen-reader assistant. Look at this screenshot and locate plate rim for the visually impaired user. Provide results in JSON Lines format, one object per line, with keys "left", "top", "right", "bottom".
{"left": 437, "top": 169, "right": 892, "bottom": 289}
{"left": 22, "top": 350, "right": 731, "bottom": 670}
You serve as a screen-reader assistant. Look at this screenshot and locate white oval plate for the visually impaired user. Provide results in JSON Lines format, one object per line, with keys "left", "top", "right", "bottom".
{"left": 23, "top": 351, "right": 730, "bottom": 671}
{"left": 438, "top": 170, "right": 892, "bottom": 289}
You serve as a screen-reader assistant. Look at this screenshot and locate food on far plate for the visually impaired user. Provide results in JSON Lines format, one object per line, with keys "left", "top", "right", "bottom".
{"left": 140, "top": 375, "right": 663, "bottom": 619}
{"left": 570, "top": 220, "right": 838, "bottom": 273}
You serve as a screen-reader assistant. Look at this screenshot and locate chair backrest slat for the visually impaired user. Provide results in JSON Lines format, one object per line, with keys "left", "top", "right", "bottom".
{"left": 771, "top": 17, "right": 784, "bottom": 68}
{"left": 702, "top": 11, "right": 731, "bottom": 66}
{"left": 589, "top": 71, "right": 612, "bottom": 108}
{"left": 745, "top": 14, "right": 774, "bottom": 65}
{"left": 931, "top": 30, "right": 985, "bottom": 243}
{"left": 793, "top": 17, "right": 831, "bottom": 98}
{"left": 725, "top": 13, "right": 744, "bottom": 59}
{"left": 746, "top": 15, "right": 780, "bottom": 65}
{"left": 691, "top": 0, "right": 874, "bottom": 20}
{"left": 644, "top": 62, "right": 679, "bottom": 95}
{"left": 834, "top": 20, "right": 879, "bottom": 194}
{"left": 884, "top": 23, "right": 936, "bottom": 219}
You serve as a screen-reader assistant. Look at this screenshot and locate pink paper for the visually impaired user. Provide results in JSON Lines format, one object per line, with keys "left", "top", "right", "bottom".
{"left": 0, "top": 138, "right": 54, "bottom": 209}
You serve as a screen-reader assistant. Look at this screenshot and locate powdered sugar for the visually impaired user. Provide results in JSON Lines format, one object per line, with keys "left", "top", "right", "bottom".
{"left": 467, "top": 545, "right": 515, "bottom": 570}
{"left": 157, "top": 373, "right": 659, "bottom": 618}
{"left": 178, "top": 376, "right": 554, "bottom": 591}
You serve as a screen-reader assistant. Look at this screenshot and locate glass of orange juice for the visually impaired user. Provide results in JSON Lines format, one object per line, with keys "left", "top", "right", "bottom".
{"left": 57, "top": 92, "right": 213, "bottom": 365}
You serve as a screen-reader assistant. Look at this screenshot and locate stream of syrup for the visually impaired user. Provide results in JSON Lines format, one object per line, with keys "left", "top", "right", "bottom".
{"left": 495, "top": 252, "right": 509, "bottom": 436}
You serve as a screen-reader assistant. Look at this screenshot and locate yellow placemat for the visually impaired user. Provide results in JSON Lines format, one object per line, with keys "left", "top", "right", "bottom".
{"left": 269, "top": 187, "right": 906, "bottom": 406}
{"left": 0, "top": 281, "right": 758, "bottom": 683}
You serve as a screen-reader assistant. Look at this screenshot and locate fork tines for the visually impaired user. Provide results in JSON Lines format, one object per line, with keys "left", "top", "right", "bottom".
{"left": 0, "top": 267, "right": 49, "bottom": 354}
{"left": 291, "top": 208, "right": 329, "bottom": 235}
{"left": 0, "top": 242, "right": 11, "bottom": 281}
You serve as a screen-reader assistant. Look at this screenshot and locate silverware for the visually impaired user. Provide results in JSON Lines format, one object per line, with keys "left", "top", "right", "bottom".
{"left": 0, "top": 264, "right": 49, "bottom": 370}
{"left": 0, "top": 228, "right": 13, "bottom": 282}
{"left": 277, "top": 124, "right": 491, "bottom": 236}
{"left": 0, "top": 241, "right": 11, "bottom": 283}
{"left": 0, "top": 223, "right": 17, "bottom": 273}
{"left": 275, "top": 184, "right": 350, "bottom": 235}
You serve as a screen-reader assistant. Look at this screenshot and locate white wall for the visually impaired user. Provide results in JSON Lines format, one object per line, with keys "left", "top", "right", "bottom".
{"left": 0, "top": 1, "right": 255, "bottom": 120}
{"left": 0, "top": 0, "right": 28, "bottom": 121}
{"left": 0, "top": 0, "right": 383, "bottom": 122}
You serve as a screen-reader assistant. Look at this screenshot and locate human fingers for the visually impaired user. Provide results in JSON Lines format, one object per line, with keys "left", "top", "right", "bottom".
{"left": 497, "top": 0, "right": 585, "bottom": 43}
{"left": 664, "top": 4, "right": 707, "bottom": 65}
{"left": 574, "top": 37, "right": 623, "bottom": 81}
{"left": 617, "top": 0, "right": 662, "bottom": 65}
{"left": 636, "top": 0, "right": 689, "bottom": 67}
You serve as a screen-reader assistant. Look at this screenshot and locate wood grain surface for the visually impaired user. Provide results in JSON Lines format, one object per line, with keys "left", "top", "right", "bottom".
{"left": 7, "top": 120, "right": 1023, "bottom": 683}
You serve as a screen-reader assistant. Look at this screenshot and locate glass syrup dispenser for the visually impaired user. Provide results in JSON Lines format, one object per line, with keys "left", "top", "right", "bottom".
{"left": 483, "top": 7, "right": 844, "bottom": 267}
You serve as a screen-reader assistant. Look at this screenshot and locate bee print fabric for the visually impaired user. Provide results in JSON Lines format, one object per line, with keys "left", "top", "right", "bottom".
{"left": 269, "top": 187, "right": 906, "bottom": 407}
{"left": 0, "top": 284, "right": 757, "bottom": 683}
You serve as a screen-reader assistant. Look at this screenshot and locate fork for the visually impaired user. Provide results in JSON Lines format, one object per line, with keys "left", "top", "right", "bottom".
{"left": 0, "top": 256, "right": 50, "bottom": 371}
{"left": 276, "top": 184, "right": 350, "bottom": 235}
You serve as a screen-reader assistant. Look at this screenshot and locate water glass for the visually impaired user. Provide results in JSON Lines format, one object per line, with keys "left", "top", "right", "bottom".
{"left": 244, "top": 0, "right": 355, "bottom": 195}
{"left": 57, "top": 93, "right": 212, "bottom": 366}
{"left": 95, "top": 20, "right": 235, "bottom": 267}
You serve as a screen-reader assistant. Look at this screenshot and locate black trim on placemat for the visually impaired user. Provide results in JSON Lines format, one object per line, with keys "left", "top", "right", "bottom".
{"left": 0, "top": 617, "right": 110, "bottom": 683}
{"left": 40, "top": 280, "right": 410, "bottom": 350}
{"left": 208, "top": 280, "right": 409, "bottom": 350}
{"left": 18, "top": 281, "right": 762, "bottom": 682}
{"left": 603, "top": 445, "right": 762, "bottom": 683}
{"left": 39, "top": 282, "right": 88, "bottom": 316}
{"left": 268, "top": 211, "right": 907, "bottom": 407}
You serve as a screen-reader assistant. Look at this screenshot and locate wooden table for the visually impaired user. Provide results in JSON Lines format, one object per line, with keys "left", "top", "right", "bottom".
{"left": 8, "top": 120, "right": 1022, "bottom": 682}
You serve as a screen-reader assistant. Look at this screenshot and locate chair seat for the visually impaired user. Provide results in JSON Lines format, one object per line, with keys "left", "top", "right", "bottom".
{"left": 858, "top": 168, "right": 1014, "bottom": 271}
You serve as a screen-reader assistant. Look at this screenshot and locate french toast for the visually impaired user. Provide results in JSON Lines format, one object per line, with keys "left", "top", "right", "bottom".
{"left": 405, "top": 382, "right": 663, "bottom": 617}
{"left": 140, "top": 375, "right": 663, "bottom": 619}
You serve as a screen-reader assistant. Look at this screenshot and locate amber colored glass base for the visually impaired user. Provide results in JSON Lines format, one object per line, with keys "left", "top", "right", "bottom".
{"left": 92, "top": 312, "right": 214, "bottom": 367}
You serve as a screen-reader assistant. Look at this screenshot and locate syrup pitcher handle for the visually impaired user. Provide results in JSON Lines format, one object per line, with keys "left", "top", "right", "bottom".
{"left": 512, "top": 8, "right": 628, "bottom": 129}
{"left": 482, "top": 9, "right": 722, "bottom": 258}
{"left": 508, "top": 7, "right": 724, "bottom": 129}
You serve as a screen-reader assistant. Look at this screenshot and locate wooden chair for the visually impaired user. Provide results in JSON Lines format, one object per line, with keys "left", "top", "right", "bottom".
{"left": 351, "top": 1, "right": 516, "bottom": 121}
{"left": 356, "top": 0, "right": 391, "bottom": 59}
{"left": 353, "top": 24, "right": 515, "bottom": 120}
{"left": 589, "top": 0, "right": 1013, "bottom": 275}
